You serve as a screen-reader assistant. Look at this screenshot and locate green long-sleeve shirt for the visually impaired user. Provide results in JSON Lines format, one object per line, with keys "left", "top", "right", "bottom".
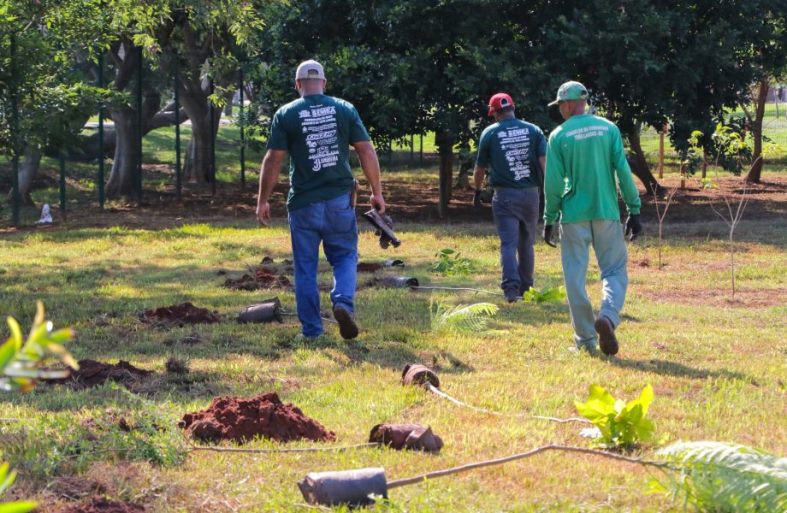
{"left": 543, "top": 114, "right": 641, "bottom": 224}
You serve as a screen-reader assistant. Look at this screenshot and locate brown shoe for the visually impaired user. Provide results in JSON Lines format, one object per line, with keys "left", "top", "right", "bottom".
{"left": 333, "top": 307, "right": 359, "bottom": 340}
{"left": 594, "top": 316, "right": 619, "bottom": 356}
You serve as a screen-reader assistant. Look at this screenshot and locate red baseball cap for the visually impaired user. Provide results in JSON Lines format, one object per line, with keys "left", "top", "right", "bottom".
{"left": 488, "top": 93, "right": 515, "bottom": 117}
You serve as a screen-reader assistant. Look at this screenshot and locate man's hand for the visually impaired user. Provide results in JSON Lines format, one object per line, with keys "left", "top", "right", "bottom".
{"left": 543, "top": 224, "right": 557, "bottom": 247}
{"left": 256, "top": 201, "right": 271, "bottom": 226}
{"left": 370, "top": 193, "right": 386, "bottom": 214}
{"left": 625, "top": 214, "right": 643, "bottom": 241}
{"left": 473, "top": 189, "right": 482, "bottom": 208}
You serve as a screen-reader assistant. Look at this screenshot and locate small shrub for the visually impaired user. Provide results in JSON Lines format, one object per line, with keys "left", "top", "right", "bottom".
{"left": 431, "top": 248, "right": 475, "bottom": 276}
{"left": 522, "top": 286, "right": 566, "bottom": 303}
{"left": 574, "top": 384, "right": 655, "bottom": 450}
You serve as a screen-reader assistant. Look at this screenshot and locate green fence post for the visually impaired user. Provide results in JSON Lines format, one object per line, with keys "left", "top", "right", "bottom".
{"left": 97, "top": 52, "right": 105, "bottom": 208}
{"left": 239, "top": 69, "right": 245, "bottom": 188}
{"left": 174, "top": 58, "right": 182, "bottom": 200}
{"left": 209, "top": 77, "right": 216, "bottom": 196}
{"left": 10, "top": 33, "right": 20, "bottom": 227}
{"left": 59, "top": 149, "right": 67, "bottom": 220}
{"left": 136, "top": 46, "right": 143, "bottom": 203}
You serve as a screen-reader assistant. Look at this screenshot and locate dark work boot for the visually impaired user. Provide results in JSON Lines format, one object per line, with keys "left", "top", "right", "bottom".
{"left": 333, "top": 306, "right": 359, "bottom": 340}
{"left": 594, "top": 316, "right": 619, "bottom": 356}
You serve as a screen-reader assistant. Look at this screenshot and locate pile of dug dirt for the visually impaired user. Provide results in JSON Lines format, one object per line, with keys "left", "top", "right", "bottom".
{"left": 55, "top": 497, "right": 145, "bottom": 513}
{"left": 179, "top": 392, "right": 336, "bottom": 444}
{"left": 54, "top": 359, "right": 152, "bottom": 389}
{"left": 139, "top": 302, "right": 220, "bottom": 326}
{"left": 224, "top": 267, "right": 292, "bottom": 291}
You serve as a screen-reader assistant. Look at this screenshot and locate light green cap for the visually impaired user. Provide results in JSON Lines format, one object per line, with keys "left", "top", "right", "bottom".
{"left": 548, "top": 81, "right": 588, "bottom": 106}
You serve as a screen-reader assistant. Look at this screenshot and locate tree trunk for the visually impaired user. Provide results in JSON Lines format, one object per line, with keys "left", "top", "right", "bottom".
{"left": 745, "top": 79, "right": 769, "bottom": 184}
{"left": 10, "top": 146, "right": 42, "bottom": 206}
{"left": 179, "top": 75, "right": 215, "bottom": 184}
{"left": 435, "top": 130, "right": 455, "bottom": 218}
{"left": 183, "top": 111, "right": 215, "bottom": 183}
{"left": 626, "top": 124, "right": 663, "bottom": 195}
{"left": 105, "top": 108, "right": 138, "bottom": 197}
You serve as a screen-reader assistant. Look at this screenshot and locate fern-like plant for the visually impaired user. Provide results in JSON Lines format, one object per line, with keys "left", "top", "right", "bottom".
{"left": 655, "top": 441, "right": 787, "bottom": 513}
{"left": 430, "top": 302, "right": 499, "bottom": 333}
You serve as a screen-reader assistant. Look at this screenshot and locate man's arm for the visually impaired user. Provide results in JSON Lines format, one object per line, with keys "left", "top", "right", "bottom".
{"left": 611, "top": 127, "right": 641, "bottom": 215}
{"left": 256, "top": 149, "right": 287, "bottom": 225}
{"left": 473, "top": 165, "right": 487, "bottom": 190}
{"left": 543, "top": 138, "right": 565, "bottom": 224}
{"left": 352, "top": 141, "right": 385, "bottom": 213}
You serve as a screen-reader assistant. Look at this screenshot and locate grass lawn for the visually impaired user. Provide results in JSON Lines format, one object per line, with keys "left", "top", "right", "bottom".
{"left": 0, "top": 162, "right": 785, "bottom": 511}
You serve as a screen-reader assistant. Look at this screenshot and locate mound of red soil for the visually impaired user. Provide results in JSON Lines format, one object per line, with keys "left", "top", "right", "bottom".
{"left": 224, "top": 267, "right": 291, "bottom": 291}
{"left": 55, "top": 359, "right": 152, "bottom": 388}
{"left": 55, "top": 497, "right": 145, "bottom": 513}
{"left": 140, "top": 302, "right": 220, "bottom": 325}
{"left": 179, "top": 392, "right": 336, "bottom": 444}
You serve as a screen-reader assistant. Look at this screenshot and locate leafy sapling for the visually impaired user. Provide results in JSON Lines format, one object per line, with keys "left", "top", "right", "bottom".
{"left": 574, "top": 384, "right": 655, "bottom": 450}
{"left": 522, "top": 286, "right": 566, "bottom": 304}
{"left": 431, "top": 248, "right": 476, "bottom": 276}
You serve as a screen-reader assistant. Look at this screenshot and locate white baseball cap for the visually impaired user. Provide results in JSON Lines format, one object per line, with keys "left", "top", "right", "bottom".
{"left": 295, "top": 60, "right": 326, "bottom": 81}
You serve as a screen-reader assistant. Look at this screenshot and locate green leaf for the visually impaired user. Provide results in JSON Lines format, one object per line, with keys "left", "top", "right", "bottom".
{"left": 0, "top": 341, "right": 17, "bottom": 373}
{"left": 0, "top": 464, "right": 15, "bottom": 496}
{"left": 638, "top": 384, "right": 654, "bottom": 415}
{"left": 5, "top": 318, "right": 22, "bottom": 351}
{"left": 588, "top": 384, "right": 615, "bottom": 405}
{"left": 0, "top": 501, "right": 39, "bottom": 513}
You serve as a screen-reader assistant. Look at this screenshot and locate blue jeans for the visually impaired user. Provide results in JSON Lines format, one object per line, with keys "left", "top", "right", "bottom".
{"left": 288, "top": 193, "right": 358, "bottom": 337}
{"left": 559, "top": 220, "right": 628, "bottom": 349}
{"left": 491, "top": 187, "right": 540, "bottom": 295}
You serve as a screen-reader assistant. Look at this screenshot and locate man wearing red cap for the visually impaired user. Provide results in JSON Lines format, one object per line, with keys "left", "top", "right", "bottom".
{"left": 473, "top": 93, "right": 547, "bottom": 302}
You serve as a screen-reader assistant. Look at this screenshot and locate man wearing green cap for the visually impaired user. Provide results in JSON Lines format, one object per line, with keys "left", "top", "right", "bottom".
{"left": 543, "top": 81, "right": 643, "bottom": 355}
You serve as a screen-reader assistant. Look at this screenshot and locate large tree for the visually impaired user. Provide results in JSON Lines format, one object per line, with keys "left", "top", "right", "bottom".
{"left": 253, "top": 0, "right": 550, "bottom": 216}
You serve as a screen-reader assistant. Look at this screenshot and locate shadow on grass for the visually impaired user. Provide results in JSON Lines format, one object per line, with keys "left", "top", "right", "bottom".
{"left": 609, "top": 357, "right": 752, "bottom": 382}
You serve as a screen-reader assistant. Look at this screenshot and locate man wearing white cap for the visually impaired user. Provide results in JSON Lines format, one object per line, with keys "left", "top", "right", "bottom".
{"left": 256, "top": 59, "right": 386, "bottom": 341}
{"left": 543, "top": 81, "right": 642, "bottom": 355}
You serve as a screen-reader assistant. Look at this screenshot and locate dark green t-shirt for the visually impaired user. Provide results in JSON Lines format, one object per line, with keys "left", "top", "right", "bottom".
{"left": 475, "top": 118, "right": 547, "bottom": 189}
{"left": 267, "top": 94, "right": 370, "bottom": 211}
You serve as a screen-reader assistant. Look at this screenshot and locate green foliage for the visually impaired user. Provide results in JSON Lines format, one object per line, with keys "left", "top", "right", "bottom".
{"left": 1, "top": 391, "right": 189, "bottom": 479}
{"left": 655, "top": 441, "right": 787, "bottom": 513}
{"left": 522, "top": 286, "right": 566, "bottom": 304}
{"left": 574, "top": 384, "right": 655, "bottom": 450}
{"left": 431, "top": 248, "right": 475, "bottom": 276}
{"left": 1, "top": 302, "right": 77, "bottom": 393}
{"left": 430, "top": 302, "right": 498, "bottom": 334}
{"left": 684, "top": 119, "right": 755, "bottom": 175}
{"left": 0, "top": 462, "right": 36, "bottom": 513}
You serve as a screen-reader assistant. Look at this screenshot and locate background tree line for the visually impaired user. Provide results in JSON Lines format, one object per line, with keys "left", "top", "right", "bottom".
{"left": 1, "top": 0, "right": 784, "bottom": 212}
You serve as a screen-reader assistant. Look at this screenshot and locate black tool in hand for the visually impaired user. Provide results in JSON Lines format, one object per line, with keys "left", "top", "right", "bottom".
{"left": 625, "top": 214, "right": 643, "bottom": 241}
{"left": 543, "top": 224, "right": 558, "bottom": 247}
{"left": 473, "top": 189, "right": 482, "bottom": 208}
{"left": 362, "top": 208, "right": 401, "bottom": 249}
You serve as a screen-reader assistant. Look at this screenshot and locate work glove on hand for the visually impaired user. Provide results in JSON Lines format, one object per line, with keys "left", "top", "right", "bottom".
{"left": 543, "top": 224, "right": 557, "bottom": 248}
{"left": 625, "top": 214, "right": 643, "bottom": 241}
{"left": 473, "top": 189, "right": 483, "bottom": 208}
